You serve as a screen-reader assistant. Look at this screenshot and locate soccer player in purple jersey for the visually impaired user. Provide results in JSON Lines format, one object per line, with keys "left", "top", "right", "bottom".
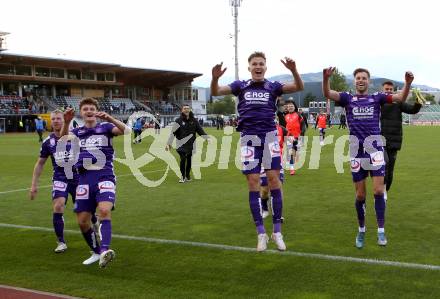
{"left": 323, "top": 67, "right": 414, "bottom": 248}
{"left": 61, "top": 98, "right": 129, "bottom": 267}
{"left": 30, "top": 110, "right": 93, "bottom": 253}
{"left": 211, "top": 52, "right": 304, "bottom": 251}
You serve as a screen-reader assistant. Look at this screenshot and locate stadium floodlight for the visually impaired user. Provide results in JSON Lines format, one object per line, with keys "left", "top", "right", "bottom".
{"left": 230, "top": 0, "right": 242, "bottom": 81}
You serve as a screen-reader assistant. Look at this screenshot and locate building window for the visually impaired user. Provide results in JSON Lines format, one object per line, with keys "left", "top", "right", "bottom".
{"left": 82, "top": 71, "right": 95, "bottom": 80}
{"left": 35, "top": 67, "right": 50, "bottom": 77}
{"left": 0, "top": 64, "right": 14, "bottom": 75}
{"left": 97, "top": 72, "right": 105, "bottom": 81}
{"left": 105, "top": 73, "right": 114, "bottom": 81}
{"left": 67, "top": 69, "right": 81, "bottom": 80}
{"left": 15, "top": 65, "right": 32, "bottom": 76}
{"left": 50, "top": 68, "right": 65, "bottom": 78}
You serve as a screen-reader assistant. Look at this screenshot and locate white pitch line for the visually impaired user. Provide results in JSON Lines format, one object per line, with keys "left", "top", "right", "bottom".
{"left": 1, "top": 222, "right": 439, "bottom": 271}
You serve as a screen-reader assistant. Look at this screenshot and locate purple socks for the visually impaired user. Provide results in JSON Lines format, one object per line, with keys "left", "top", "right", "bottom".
{"left": 53, "top": 213, "right": 65, "bottom": 243}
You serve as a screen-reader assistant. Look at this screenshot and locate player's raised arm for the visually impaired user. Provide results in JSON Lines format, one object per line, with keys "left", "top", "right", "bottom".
{"left": 95, "top": 112, "right": 130, "bottom": 136}
{"left": 29, "top": 157, "right": 48, "bottom": 200}
{"left": 60, "top": 108, "right": 75, "bottom": 138}
{"left": 391, "top": 72, "right": 414, "bottom": 102}
{"left": 281, "top": 57, "right": 304, "bottom": 93}
{"left": 322, "top": 67, "right": 341, "bottom": 102}
{"left": 210, "top": 62, "right": 232, "bottom": 96}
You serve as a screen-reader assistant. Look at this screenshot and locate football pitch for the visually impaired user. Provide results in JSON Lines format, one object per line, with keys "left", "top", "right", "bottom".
{"left": 0, "top": 126, "right": 439, "bottom": 299}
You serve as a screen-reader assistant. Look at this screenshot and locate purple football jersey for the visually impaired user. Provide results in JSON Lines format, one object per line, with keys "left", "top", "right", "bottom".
{"left": 230, "top": 79, "right": 283, "bottom": 135}
{"left": 71, "top": 122, "right": 116, "bottom": 175}
{"left": 40, "top": 133, "right": 78, "bottom": 181}
{"left": 339, "top": 92, "right": 392, "bottom": 144}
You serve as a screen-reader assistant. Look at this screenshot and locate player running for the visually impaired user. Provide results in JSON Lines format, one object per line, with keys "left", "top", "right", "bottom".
{"left": 260, "top": 116, "right": 288, "bottom": 218}
{"left": 30, "top": 110, "right": 99, "bottom": 253}
{"left": 61, "top": 98, "right": 130, "bottom": 267}
{"left": 284, "top": 100, "right": 304, "bottom": 175}
{"left": 315, "top": 109, "right": 327, "bottom": 146}
{"left": 211, "top": 52, "right": 304, "bottom": 251}
{"left": 323, "top": 67, "right": 413, "bottom": 248}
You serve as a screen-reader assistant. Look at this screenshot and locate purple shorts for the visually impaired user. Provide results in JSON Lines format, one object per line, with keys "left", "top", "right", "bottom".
{"left": 240, "top": 132, "right": 282, "bottom": 175}
{"left": 74, "top": 171, "right": 116, "bottom": 213}
{"left": 52, "top": 180, "right": 77, "bottom": 203}
{"left": 350, "top": 148, "right": 385, "bottom": 183}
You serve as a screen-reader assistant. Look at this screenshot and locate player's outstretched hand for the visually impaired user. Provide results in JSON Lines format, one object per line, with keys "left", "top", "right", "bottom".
{"left": 64, "top": 108, "right": 75, "bottom": 123}
{"left": 405, "top": 71, "right": 414, "bottom": 85}
{"left": 281, "top": 57, "right": 296, "bottom": 71}
{"left": 95, "top": 111, "right": 111, "bottom": 121}
{"left": 323, "top": 67, "right": 336, "bottom": 79}
{"left": 29, "top": 185, "right": 37, "bottom": 200}
{"left": 212, "top": 62, "right": 227, "bottom": 80}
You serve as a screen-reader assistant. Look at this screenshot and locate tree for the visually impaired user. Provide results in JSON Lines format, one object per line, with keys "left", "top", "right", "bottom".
{"left": 207, "top": 95, "right": 236, "bottom": 115}
{"left": 330, "top": 68, "right": 349, "bottom": 92}
{"left": 303, "top": 92, "right": 317, "bottom": 107}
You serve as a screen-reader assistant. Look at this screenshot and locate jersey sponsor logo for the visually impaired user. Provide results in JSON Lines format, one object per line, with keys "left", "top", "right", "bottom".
{"left": 350, "top": 158, "right": 361, "bottom": 173}
{"left": 98, "top": 181, "right": 116, "bottom": 194}
{"left": 243, "top": 91, "right": 270, "bottom": 105}
{"left": 80, "top": 136, "right": 109, "bottom": 148}
{"left": 241, "top": 146, "right": 255, "bottom": 162}
{"left": 352, "top": 106, "right": 374, "bottom": 118}
{"left": 53, "top": 150, "right": 74, "bottom": 162}
{"left": 76, "top": 184, "right": 89, "bottom": 200}
{"left": 53, "top": 180, "right": 67, "bottom": 192}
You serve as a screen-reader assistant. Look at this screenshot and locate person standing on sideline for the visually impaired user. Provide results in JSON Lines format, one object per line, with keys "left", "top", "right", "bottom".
{"left": 35, "top": 117, "right": 45, "bottom": 142}
{"left": 166, "top": 105, "right": 209, "bottom": 183}
{"left": 380, "top": 81, "right": 422, "bottom": 196}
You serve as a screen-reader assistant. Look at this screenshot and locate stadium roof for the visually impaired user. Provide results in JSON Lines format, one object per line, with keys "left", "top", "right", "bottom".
{"left": 0, "top": 53, "right": 202, "bottom": 87}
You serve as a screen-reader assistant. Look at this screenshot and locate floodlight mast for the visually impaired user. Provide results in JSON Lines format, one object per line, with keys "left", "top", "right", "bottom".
{"left": 230, "top": 0, "right": 242, "bottom": 81}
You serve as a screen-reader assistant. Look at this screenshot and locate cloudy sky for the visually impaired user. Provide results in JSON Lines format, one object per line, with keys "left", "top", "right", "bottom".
{"left": 1, "top": 0, "right": 438, "bottom": 88}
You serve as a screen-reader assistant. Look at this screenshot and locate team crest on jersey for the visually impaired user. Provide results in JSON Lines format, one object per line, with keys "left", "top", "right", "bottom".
{"left": 76, "top": 185, "right": 89, "bottom": 200}
{"left": 50, "top": 138, "right": 56, "bottom": 147}
{"left": 264, "top": 81, "right": 271, "bottom": 90}
{"left": 98, "top": 181, "right": 116, "bottom": 194}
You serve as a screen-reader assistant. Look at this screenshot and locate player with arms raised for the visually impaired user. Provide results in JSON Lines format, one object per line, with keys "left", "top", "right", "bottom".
{"left": 211, "top": 52, "right": 304, "bottom": 251}
{"left": 323, "top": 67, "right": 413, "bottom": 248}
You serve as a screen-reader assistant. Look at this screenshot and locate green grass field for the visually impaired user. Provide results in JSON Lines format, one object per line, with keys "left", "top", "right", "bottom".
{"left": 0, "top": 126, "right": 439, "bottom": 299}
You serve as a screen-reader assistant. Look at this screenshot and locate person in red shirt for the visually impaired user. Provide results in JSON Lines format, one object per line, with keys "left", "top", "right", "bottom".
{"left": 284, "top": 100, "right": 303, "bottom": 175}
{"left": 315, "top": 109, "right": 327, "bottom": 146}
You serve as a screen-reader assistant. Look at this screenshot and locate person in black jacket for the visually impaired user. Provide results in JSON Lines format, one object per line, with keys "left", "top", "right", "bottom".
{"left": 166, "top": 105, "right": 208, "bottom": 183}
{"left": 381, "top": 81, "right": 422, "bottom": 193}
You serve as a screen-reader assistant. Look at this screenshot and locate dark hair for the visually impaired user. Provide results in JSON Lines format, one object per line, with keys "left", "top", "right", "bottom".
{"left": 248, "top": 51, "right": 266, "bottom": 63}
{"left": 382, "top": 80, "right": 394, "bottom": 87}
{"left": 285, "top": 100, "right": 298, "bottom": 112}
{"left": 79, "top": 97, "right": 99, "bottom": 110}
{"left": 353, "top": 68, "right": 370, "bottom": 78}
